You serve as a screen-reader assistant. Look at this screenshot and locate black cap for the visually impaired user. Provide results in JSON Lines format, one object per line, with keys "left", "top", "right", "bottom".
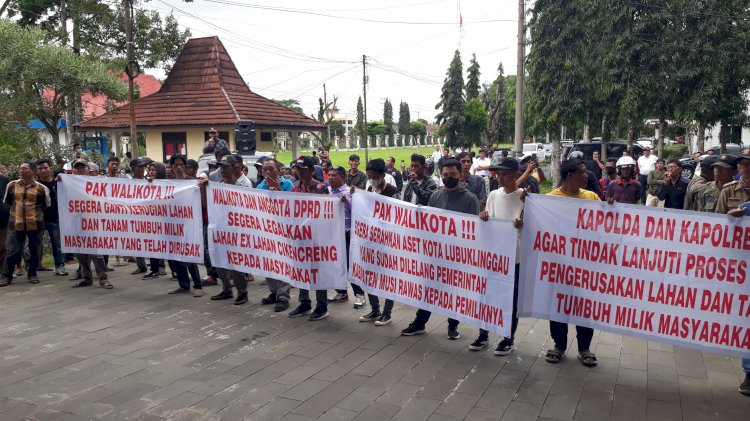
{"left": 254, "top": 156, "right": 269, "bottom": 167}
{"left": 185, "top": 159, "right": 199, "bottom": 169}
{"left": 712, "top": 154, "right": 738, "bottom": 169}
{"left": 293, "top": 156, "right": 315, "bottom": 169}
{"left": 130, "top": 158, "right": 147, "bottom": 167}
{"left": 489, "top": 157, "right": 519, "bottom": 172}
{"left": 737, "top": 155, "right": 750, "bottom": 164}
{"left": 218, "top": 155, "right": 237, "bottom": 167}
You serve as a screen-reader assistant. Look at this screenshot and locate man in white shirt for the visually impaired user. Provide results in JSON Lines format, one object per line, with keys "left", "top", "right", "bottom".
{"left": 471, "top": 149, "right": 491, "bottom": 176}
{"left": 430, "top": 146, "right": 443, "bottom": 167}
{"left": 636, "top": 146, "right": 658, "bottom": 203}
{"left": 470, "top": 157, "right": 525, "bottom": 355}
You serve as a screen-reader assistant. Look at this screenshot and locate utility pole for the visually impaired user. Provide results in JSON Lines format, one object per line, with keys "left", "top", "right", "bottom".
{"left": 61, "top": 0, "right": 76, "bottom": 149}
{"left": 513, "top": 0, "right": 525, "bottom": 157}
{"left": 323, "top": 83, "right": 331, "bottom": 148}
{"left": 124, "top": 0, "right": 138, "bottom": 158}
{"left": 362, "top": 55, "right": 369, "bottom": 162}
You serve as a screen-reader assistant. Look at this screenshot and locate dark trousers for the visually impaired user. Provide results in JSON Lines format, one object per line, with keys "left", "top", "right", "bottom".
{"left": 149, "top": 258, "right": 161, "bottom": 274}
{"left": 480, "top": 263, "right": 521, "bottom": 341}
{"left": 335, "top": 231, "right": 364, "bottom": 295}
{"left": 203, "top": 224, "right": 218, "bottom": 278}
{"left": 639, "top": 174, "right": 648, "bottom": 203}
{"left": 170, "top": 260, "right": 201, "bottom": 290}
{"left": 43, "top": 221, "right": 64, "bottom": 267}
{"left": 549, "top": 321, "right": 594, "bottom": 352}
{"left": 3, "top": 228, "right": 41, "bottom": 278}
{"left": 414, "top": 309, "right": 459, "bottom": 329}
{"left": 187, "top": 263, "right": 200, "bottom": 284}
{"left": 368, "top": 295, "right": 394, "bottom": 316}
{"left": 299, "top": 289, "right": 327, "bottom": 312}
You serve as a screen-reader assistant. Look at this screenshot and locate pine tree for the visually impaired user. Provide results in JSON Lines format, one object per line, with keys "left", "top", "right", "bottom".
{"left": 383, "top": 99, "right": 395, "bottom": 146}
{"left": 435, "top": 49, "right": 466, "bottom": 148}
{"left": 356, "top": 96, "right": 365, "bottom": 148}
{"left": 398, "top": 101, "right": 411, "bottom": 142}
{"left": 465, "top": 53, "right": 481, "bottom": 101}
{"left": 482, "top": 63, "right": 509, "bottom": 145}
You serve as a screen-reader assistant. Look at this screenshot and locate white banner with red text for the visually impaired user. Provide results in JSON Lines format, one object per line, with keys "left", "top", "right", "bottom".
{"left": 349, "top": 191, "right": 517, "bottom": 336}
{"left": 58, "top": 174, "right": 203, "bottom": 262}
{"left": 519, "top": 194, "right": 750, "bottom": 358}
{"left": 207, "top": 182, "right": 347, "bottom": 290}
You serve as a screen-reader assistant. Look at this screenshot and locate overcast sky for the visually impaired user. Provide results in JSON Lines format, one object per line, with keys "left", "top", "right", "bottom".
{"left": 147, "top": 0, "right": 526, "bottom": 122}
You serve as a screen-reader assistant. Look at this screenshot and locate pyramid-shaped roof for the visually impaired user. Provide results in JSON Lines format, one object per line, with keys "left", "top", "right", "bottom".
{"left": 76, "top": 36, "right": 324, "bottom": 131}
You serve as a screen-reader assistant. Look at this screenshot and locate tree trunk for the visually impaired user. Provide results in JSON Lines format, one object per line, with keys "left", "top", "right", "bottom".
{"left": 583, "top": 124, "right": 590, "bottom": 142}
{"left": 560, "top": 125, "right": 566, "bottom": 140}
{"left": 551, "top": 135, "right": 561, "bottom": 188}
{"left": 601, "top": 113, "right": 608, "bottom": 160}
{"left": 0, "top": 0, "right": 11, "bottom": 16}
{"left": 697, "top": 121, "right": 706, "bottom": 153}
{"left": 719, "top": 121, "right": 728, "bottom": 154}
{"left": 658, "top": 117, "right": 667, "bottom": 157}
{"left": 626, "top": 116, "right": 634, "bottom": 150}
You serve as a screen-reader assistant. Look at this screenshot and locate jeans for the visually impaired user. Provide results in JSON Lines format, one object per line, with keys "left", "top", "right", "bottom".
{"left": 43, "top": 221, "right": 64, "bottom": 267}
{"left": 479, "top": 263, "right": 521, "bottom": 341}
{"left": 413, "top": 309, "right": 459, "bottom": 329}
{"left": 298, "top": 288, "right": 328, "bottom": 311}
{"left": 742, "top": 358, "right": 750, "bottom": 374}
{"left": 549, "top": 321, "right": 594, "bottom": 352}
{"left": 639, "top": 175, "right": 649, "bottom": 203}
{"left": 203, "top": 224, "right": 218, "bottom": 278}
{"left": 3, "top": 228, "right": 42, "bottom": 278}
{"left": 368, "top": 295, "right": 393, "bottom": 316}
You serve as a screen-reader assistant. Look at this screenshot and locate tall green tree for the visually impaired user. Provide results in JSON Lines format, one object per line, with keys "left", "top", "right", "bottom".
{"left": 355, "top": 96, "right": 366, "bottom": 147}
{"left": 398, "top": 101, "right": 411, "bottom": 137}
{"left": 383, "top": 98, "right": 394, "bottom": 146}
{"left": 0, "top": 19, "right": 127, "bottom": 140}
{"left": 464, "top": 98, "right": 489, "bottom": 148}
{"left": 273, "top": 99, "right": 303, "bottom": 114}
{"left": 482, "top": 63, "right": 509, "bottom": 145}
{"left": 465, "top": 53, "right": 481, "bottom": 101}
{"left": 435, "top": 49, "right": 466, "bottom": 148}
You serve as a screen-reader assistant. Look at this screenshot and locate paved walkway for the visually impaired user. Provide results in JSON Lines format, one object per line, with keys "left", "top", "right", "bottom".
{"left": 0, "top": 264, "right": 747, "bottom": 421}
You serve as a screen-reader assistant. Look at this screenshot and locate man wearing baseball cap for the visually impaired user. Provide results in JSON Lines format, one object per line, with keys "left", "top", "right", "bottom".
{"left": 469, "top": 157, "right": 525, "bottom": 355}
{"left": 202, "top": 128, "right": 228, "bottom": 154}
{"left": 289, "top": 156, "right": 331, "bottom": 321}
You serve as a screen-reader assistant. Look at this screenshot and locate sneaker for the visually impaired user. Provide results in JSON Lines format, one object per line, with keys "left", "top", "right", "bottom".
{"left": 131, "top": 268, "right": 147, "bottom": 275}
{"left": 469, "top": 336, "right": 489, "bottom": 351}
{"left": 288, "top": 305, "right": 312, "bottom": 318}
{"left": 274, "top": 300, "right": 290, "bottom": 312}
{"left": 447, "top": 326, "right": 460, "bottom": 340}
{"left": 168, "top": 287, "right": 189, "bottom": 294}
{"left": 234, "top": 293, "right": 248, "bottom": 305}
{"left": 308, "top": 310, "right": 329, "bottom": 321}
{"left": 374, "top": 314, "right": 392, "bottom": 326}
{"left": 142, "top": 272, "right": 160, "bottom": 279}
{"left": 353, "top": 294, "right": 366, "bottom": 309}
{"left": 328, "top": 292, "right": 348, "bottom": 302}
{"left": 54, "top": 265, "right": 68, "bottom": 276}
{"left": 210, "top": 290, "right": 233, "bottom": 300}
{"left": 401, "top": 323, "right": 426, "bottom": 336}
{"left": 359, "top": 310, "right": 381, "bottom": 322}
{"left": 494, "top": 338, "right": 514, "bottom": 356}
{"left": 261, "top": 293, "right": 277, "bottom": 305}
{"left": 740, "top": 373, "right": 750, "bottom": 396}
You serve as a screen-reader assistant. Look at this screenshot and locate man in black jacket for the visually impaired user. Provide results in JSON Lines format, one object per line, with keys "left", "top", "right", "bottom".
{"left": 401, "top": 154, "right": 437, "bottom": 205}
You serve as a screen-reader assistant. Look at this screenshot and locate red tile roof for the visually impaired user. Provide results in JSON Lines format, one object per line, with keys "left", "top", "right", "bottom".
{"left": 76, "top": 36, "right": 324, "bottom": 131}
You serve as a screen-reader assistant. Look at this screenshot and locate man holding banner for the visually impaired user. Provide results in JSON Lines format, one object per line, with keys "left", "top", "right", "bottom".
{"left": 288, "top": 156, "right": 331, "bottom": 320}
{"left": 545, "top": 158, "right": 599, "bottom": 366}
{"left": 470, "top": 157, "right": 525, "bottom": 355}
{"left": 401, "top": 158, "right": 480, "bottom": 339}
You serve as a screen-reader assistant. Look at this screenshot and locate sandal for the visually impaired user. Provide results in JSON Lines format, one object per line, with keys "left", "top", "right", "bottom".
{"left": 578, "top": 350, "right": 598, "bottom": 367}
{"left": 99, "top": 281, "right": 114, "bottom": 289}
{"left": 0, "top": 278, "right": 11, "bottom": 287}
{"left": 545, "top": 347, "right": 565, "bottom": 363}
{"left": 72, "top": 281, "right": 93, "bottom": 288}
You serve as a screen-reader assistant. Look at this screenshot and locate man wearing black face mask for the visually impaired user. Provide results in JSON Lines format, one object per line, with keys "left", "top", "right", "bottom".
{"left": 401, "top": 158, "right": 479, "bottom": 340}
{"left": 598, "top": 158, "right": 618, "bottom": 200}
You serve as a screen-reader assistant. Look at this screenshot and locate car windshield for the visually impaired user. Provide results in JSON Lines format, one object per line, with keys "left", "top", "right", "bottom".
{"left": 523, "top": 144, "right": 538, "bottom": 152}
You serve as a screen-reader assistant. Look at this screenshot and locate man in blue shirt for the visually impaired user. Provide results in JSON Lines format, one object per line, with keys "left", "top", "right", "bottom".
{"left": 255, "top": 158, "right": 292, "bottom": 311}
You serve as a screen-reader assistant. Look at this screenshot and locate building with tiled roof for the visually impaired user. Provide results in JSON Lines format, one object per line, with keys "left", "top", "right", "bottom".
{"left": 76, "top": 36, "right": 324, "bottom": 161}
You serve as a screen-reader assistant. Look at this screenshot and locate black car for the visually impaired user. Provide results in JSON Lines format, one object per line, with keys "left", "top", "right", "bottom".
{"left": 562, "top": 142, "right": 644, "bottom": 162}
{"left": 678, "top": 145, "right": 746, "bottom": 179}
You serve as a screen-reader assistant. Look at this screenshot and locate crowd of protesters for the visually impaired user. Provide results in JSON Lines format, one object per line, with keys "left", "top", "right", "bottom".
{"left": 0, "top": 133, "right": 748, "bottom": 396}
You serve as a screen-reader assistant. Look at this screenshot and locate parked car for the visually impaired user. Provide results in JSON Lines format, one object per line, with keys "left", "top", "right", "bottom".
{"left": 522, "top": 142, "right": 547, "bottom": 162}
{"left": 562, "top": 141, "right": 644, "bottom": 162}
{"left": 636, "top": 138, "right": 654, "bottom": 150}
{"left": 678, "top": 144, "right": 746, "bottom": 179}
{"left": 197, "top": 151, "right": 273, "bottom": 184}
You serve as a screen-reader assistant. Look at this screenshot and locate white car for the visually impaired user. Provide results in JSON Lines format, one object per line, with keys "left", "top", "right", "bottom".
{"left": 522, "top": 143, "right": 547, "bottom": 162}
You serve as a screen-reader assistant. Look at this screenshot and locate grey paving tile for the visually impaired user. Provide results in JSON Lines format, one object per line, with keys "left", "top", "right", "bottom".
{"left": 392, "top": 397, "right": 442, "bottom": 421}
{"left": 499, "top": 400, "right": 542, "bottom": 421}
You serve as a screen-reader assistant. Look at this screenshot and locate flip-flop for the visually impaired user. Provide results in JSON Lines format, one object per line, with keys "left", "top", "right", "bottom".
{"left": 99, "top": 281, "right": 114, "bottom": 289}
{"left": 545, "top": 347, "right": 565, "bottom": 363}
